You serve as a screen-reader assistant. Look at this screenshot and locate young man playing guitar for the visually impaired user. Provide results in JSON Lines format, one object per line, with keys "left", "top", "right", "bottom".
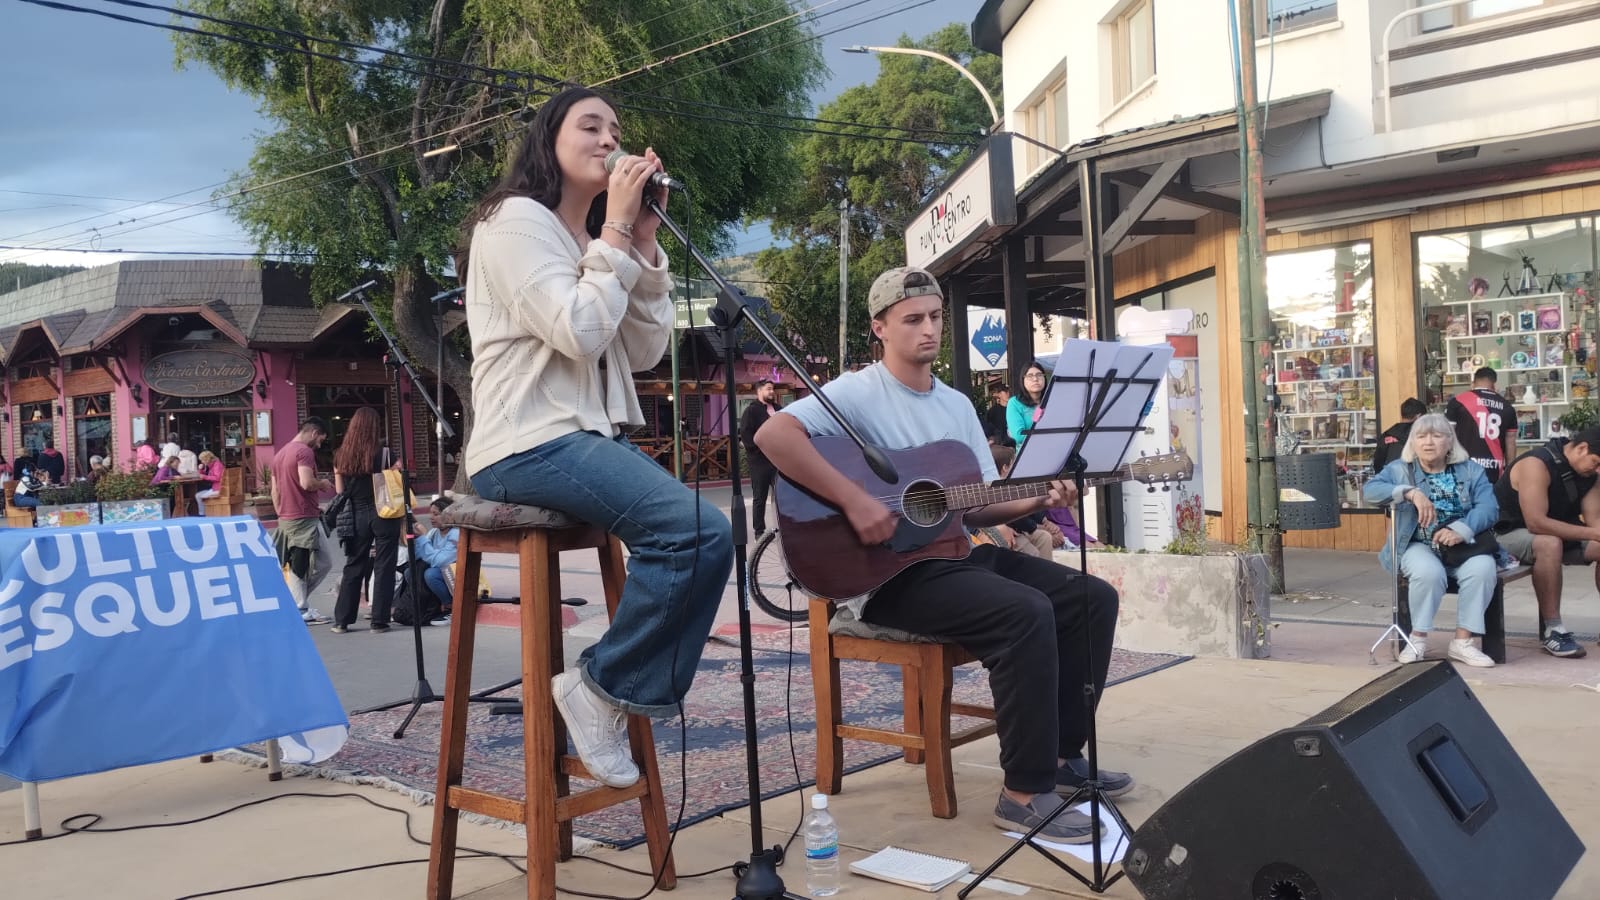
{"left": 754, "top": 266, "right": 1126, "bottom": 843}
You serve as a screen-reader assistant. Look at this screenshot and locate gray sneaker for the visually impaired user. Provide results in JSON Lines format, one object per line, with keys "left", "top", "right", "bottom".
{"left": 993, "top": 792, "right": 1095, "bottom": 844}
{"left": 1055, "top": 757, "right": 1135, "bottom": 798}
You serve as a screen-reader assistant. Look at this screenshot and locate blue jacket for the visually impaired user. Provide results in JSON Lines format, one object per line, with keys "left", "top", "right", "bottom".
{"left": 1362, "top": 458, "right": 1498, "bottom": 573}
{"left": 415, "top": 526, "right": 459, "bottom": 569}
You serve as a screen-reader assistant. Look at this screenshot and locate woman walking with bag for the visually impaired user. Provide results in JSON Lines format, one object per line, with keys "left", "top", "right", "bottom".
{"left": 1364, "top": 413, "right": 1499, "bottom": 667}
{"left": 330, "top": 407, "right": 403, "bottom": 633}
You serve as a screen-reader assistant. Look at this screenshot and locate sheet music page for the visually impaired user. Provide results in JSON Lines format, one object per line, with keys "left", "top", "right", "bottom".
{"left": 1010, "top": 338, "right": 1174, "bottom": 480}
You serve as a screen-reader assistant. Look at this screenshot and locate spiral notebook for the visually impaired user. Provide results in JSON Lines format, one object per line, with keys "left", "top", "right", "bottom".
{"left": 848, "top": 846, "right": 971, "bottom": 892}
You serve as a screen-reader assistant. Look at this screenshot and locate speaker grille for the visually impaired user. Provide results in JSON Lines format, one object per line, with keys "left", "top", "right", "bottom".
{"left": 1299, "top": 660, "right": 1456, "bottom": 742}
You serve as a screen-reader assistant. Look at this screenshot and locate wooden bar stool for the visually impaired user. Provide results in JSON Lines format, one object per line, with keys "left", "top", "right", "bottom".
{"left": 427, "top": 497, "right": 675, "bottom": 900}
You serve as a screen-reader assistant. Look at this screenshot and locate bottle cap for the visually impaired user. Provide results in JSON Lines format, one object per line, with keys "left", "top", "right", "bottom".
{"left": 811, "top": 793, "right": 828, "bottom": 810}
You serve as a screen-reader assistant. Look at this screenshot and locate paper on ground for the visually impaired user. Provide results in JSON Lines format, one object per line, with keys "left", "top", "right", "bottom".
{"left": 1003, "top": 802, "right": 1128, "bottom": 864}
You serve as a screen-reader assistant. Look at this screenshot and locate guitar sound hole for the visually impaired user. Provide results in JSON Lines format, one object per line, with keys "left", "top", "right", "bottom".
{"left": 901, "top": 480, "right": 948, "bottom": 527}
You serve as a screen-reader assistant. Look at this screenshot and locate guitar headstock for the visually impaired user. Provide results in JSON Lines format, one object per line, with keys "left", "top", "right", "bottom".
{"left": 1128, "top": 452, "right": 1194, "bottom": 491}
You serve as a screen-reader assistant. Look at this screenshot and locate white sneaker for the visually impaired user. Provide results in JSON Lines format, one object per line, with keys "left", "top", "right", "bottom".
{"left": 1448, "top": 638, "right": 1495, "bottom": 668}
{"left": 550, "top": 670, "right": 639, "bottom": 788}
{"left": 302, "top": 608, "right": 330, "bottom": 625}
{"left": 1398, "top": 639, "right": 1425, "bottom": 664}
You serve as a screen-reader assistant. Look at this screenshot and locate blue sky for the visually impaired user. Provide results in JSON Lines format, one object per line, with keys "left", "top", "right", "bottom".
{"left": 0, "top": 0, "right": 981, "bottom": 268}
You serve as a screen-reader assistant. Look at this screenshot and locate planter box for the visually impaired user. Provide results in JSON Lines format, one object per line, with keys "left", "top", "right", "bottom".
{"left": 36, "top": 503, "right": 101, "bottom": 528}
{"left": 1081, "top": 550, "right": 1271, "bottom": 660}
{"left": 100, "top": 498, "right": 170, "bottom": 524}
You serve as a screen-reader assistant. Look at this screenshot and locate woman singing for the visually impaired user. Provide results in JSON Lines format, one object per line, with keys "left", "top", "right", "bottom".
{"left": 458, "top": 87, "right": 732, "bottom": 787}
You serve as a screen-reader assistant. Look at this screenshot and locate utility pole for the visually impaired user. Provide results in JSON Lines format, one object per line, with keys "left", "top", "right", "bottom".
{"left": 838, "top": 198, "right": 850, "bottom": 376}
{"left": 1234, "top": 0, "right": 1284, "bottom": 589}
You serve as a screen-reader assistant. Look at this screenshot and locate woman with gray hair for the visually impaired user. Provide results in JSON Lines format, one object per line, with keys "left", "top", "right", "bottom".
{"left": 1363, "top": 413, "right": 1499, "bottom": 666}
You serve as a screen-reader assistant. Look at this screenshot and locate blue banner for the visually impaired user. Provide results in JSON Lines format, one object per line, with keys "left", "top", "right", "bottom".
{"left": 0, "top": 517, "right": 348, "bottom": 781}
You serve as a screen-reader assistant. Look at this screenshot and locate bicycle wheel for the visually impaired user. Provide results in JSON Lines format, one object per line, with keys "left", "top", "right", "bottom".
{"left": 748, "top": 530, "right": 805, "bottom": 623}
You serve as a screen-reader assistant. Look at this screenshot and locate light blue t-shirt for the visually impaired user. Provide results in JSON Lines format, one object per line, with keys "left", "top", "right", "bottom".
{"left": 782, "top": 363, "right": 1000, "bottom": 484}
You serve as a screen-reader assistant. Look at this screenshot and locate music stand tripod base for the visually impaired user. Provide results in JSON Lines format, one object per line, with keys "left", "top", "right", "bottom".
{"left": 961, "top": 338, "right": 1172, "bottom": 897}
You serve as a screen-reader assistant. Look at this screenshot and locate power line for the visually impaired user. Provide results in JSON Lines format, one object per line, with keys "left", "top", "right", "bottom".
{"left": 0, "top": 244, "right": 313, "bottom": 257}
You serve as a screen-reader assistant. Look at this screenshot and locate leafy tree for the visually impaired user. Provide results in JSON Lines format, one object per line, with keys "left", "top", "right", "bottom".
{"left": 754, "top": 23, "right": 999, "bottom": 375}
{"left": 0, "top": 263, "right": 85, "bottom": 295}
{"left": 172, "top": 0, "right": 823, "bottom": 485}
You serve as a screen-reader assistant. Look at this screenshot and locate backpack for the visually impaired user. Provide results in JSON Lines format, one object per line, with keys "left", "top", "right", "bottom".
{"left": 390, "top": 563, "right": 442, "bottom": 626}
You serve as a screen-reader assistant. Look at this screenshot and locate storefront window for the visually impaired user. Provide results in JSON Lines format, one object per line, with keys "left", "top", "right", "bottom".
{"left": 307, "top": 385, "right": 390, "bottom": 470}
{"left": 17, "top": 401, "right": 54, "bottom": 456}
{"left": 1268, "top": 241, "right": 1378, "bottom": 509}
{"left": 1417, "top": 214, "right": 1598, "bottom": 446}
{"left": 73, "top": 393, "right": 112, "bottom": 475}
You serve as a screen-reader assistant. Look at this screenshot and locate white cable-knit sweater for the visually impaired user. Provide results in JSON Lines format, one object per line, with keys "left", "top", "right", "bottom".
{"left": 464, "top": 197, "right": 674, "bottom": 477}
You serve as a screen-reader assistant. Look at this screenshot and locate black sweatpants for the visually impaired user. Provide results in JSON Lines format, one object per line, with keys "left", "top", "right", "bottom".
{"left": 334, "top": 511, "right": 402, "bottom": 627}
{"left": 748, "top": 455, "right": 777, "bottom": 534}
{"left": 861, "top": 543, "right": 1119, "bottom": 795}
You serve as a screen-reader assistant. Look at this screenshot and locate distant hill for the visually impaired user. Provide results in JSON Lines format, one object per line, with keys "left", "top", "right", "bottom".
{"left": 0, "top": 263, "right": 86, "bottom": 295}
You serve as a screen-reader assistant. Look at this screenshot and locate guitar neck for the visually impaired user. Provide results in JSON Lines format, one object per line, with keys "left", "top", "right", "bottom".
{"left": 944, "top": 468, "right": 1127, "bottom": 511}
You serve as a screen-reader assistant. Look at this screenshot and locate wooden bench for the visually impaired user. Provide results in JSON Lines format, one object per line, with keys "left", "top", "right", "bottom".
{"left": 808, "top": 596, "right": 996, "bottom": 819}
{"left": 201, "top": 467, "right": 244, "bottom": 517}
{"left": 3, "top": 482, "right": 35, "bottom": 529}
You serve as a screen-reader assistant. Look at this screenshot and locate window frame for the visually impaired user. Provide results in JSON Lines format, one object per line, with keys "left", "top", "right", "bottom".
{"left": 1417, "top": 0, "right": 1554, "bottom": 34}
{"left": 1112, "top": 0, "right": 1156, "bottom": 103}
{"left": 1259, "top": 0, "right": 1338, "bottom": 33}
{"left": 1019, "top": 73, "right": 1068, "bottom": 175}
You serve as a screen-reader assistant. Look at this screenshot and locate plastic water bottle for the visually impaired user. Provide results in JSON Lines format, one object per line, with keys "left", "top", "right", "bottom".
{"left": 803, "top": 793, "right": 840, "bottom": 896}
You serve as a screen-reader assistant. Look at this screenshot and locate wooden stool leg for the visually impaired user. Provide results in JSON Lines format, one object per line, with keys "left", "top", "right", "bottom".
{"left": 524, "top": 530, "right": 561, "bottom": 900}
{"left": 901, "top": 665, "right": 925, "bottom": 765}
{"left": 428, "top": 541, "right": 485, "bottom": 900}
{"left": 809, "top": 600, "right": 844, "bottom": 795}
{"left": 539, "top": 539, "right": 573, "bottom": 863}
{"left": 918, "top": 646, "right": 957, "bottom": 819}
{"left": 594, "top": 537, "right": 677, "bottom": 889}
{"left": 1485, "top": 581, "right": 1506, "bottom": 664}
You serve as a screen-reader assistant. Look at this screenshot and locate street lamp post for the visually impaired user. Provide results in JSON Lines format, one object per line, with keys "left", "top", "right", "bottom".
{"left": 843, "top": 45, "right": 1001, "bottom": 128}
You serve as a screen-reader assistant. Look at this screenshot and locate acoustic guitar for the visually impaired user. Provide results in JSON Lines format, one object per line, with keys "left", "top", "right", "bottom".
{"left": 773, "top": 436, "right": 1194, "bottom": 599}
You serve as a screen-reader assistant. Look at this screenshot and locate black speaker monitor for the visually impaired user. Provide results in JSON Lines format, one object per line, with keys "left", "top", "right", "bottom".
{"left": 1126, "top": 661, "right": 1583, "bottom": 900}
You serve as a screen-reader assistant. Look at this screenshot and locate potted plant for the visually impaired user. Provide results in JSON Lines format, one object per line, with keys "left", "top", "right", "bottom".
{"left": 96, "top": 465, "right": 170, "bottom": 523}
{"left": 247, "top": 464, "right": 277, "bottom": 521}
{"left": 1556, "top": 399, "right": 1600, "bottom": 434}
{"left": 35, "top": 478, "right": 102, "bottom": 527}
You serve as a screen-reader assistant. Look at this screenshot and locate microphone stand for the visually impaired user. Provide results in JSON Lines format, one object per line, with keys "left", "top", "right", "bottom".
{"left": 346, "top": 283, "right": 517, "bottom": 737}
{"left": 645, "top": 193, "right": 896, "bottom": 900}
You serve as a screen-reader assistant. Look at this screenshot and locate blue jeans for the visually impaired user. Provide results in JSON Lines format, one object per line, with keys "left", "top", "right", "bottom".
{"left": 423, "top": 563, "right": 452, "bottom": 610}
{"left": 472, "top": 431, "right": 732, "bottom": 716}
{"left": 1399, "top": 540, "right": 1494, "bottom": 634}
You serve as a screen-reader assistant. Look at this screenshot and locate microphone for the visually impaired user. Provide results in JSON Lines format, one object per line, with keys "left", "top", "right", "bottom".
{"left": 604, "top": 149, "right": 686, "bottom": 192}
{"left": 335, "top": 279, "right": 378, "bottom": 302}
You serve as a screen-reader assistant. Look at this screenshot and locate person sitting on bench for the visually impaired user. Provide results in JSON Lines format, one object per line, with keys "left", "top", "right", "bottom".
{"left": 1493, "top": 426, "right": 1600, "bottom": 659}
{"left": 1364, "top": 413, "right": 1499, "bottom": 667}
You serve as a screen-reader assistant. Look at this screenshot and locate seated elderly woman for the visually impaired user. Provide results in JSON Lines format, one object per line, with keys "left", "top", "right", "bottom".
{"left": 1363, "top": 413, "right": 1499, "bottom": 667}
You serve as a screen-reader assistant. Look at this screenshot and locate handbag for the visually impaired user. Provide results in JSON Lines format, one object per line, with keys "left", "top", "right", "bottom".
{"left": 1437, "top": 528, "right": 1498, "bottom": 568}
{"left": 321, "top": 480, "right": 354, "bottom": 535}
{"left": 374, "top": 468, "right": 412, "bottom": 519}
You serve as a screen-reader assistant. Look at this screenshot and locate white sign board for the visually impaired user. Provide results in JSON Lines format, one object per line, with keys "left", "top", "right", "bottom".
{"left": 904, "top": 135, "right": 1015, "bottom": 273}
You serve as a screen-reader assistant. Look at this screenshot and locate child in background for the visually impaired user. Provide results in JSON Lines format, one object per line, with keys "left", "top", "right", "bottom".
{"left": 150, "top": 456, "right": 182, "bottom": 485}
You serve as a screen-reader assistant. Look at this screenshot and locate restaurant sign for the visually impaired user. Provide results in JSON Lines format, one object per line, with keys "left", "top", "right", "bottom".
{"left": 156, "top": 391, "right": 253, "bottom": 411}
{"left": 143, "top": 349, "right": 255, "bottom": 398}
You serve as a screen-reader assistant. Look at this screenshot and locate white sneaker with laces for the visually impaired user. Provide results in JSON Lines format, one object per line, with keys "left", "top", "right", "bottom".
{"left": 551, "top": 669, "right": 640, "bottom": 788}
{"left": 1448, "top": 638, "right": 1495, "bottom": 668}
{"left": 1398, "top": 639, "right": 1425, "bottom": 664}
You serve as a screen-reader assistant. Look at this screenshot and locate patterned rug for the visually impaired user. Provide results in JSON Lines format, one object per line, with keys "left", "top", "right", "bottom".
{"left": 232, "top": 632, "right": 1185, "bottom": 849}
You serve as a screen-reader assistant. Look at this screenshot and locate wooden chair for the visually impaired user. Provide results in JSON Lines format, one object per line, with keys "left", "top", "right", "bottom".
{"left": 427, "top": 497, "right": 674, "bottom": 900}
{"left": 201, "top": 467, "right": 245, "bottom": 517}
{"left": 4, "top": 482, "right": 35, "bottom": 529}
{"left": 808, "top": 596, "right": 997, "bottom": 819}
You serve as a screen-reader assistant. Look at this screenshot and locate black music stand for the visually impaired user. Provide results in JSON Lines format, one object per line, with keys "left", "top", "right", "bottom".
{"left": 962, "top": 338, "right": 1171, "bottom": 897}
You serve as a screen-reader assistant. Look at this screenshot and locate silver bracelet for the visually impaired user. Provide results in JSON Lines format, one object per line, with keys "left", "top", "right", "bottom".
{"left": 603, "top": 221, "right": 635, "bottom": 239}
